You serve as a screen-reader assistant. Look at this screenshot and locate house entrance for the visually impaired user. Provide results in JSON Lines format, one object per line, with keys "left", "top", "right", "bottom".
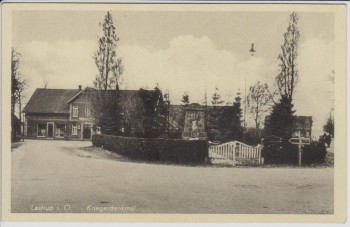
{"left": 83, "top": 124, "right": 91, "bottom": 139}
{"left": 47, "top": 123, "right": 54, "bottom": 138}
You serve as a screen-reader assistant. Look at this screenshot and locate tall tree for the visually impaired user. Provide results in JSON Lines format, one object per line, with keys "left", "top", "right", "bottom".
{"left": 93, "top": 11, "right": 123, "bottom": 91}
{"left": 246, "top": 81, "right": 272, "bottom": 129}
{"left": 92, "top": 11, "right": 124, "bottom": 135}
{"left": 265, "top": 12, "right": 299, "bottom": 140}
{"left": 276, "top": 12, "right": 300, "bottom": 101}
{"left": 11, "top": 48, "right": 27, "bottom": 142}
{"left": 181, "top": 92, "right": 190, "bottom": 105}
{"left": 212, "top": 86, "right": 224, "bottom": 106}
{"left": 11, "top": 49, "right": 21, "bottom": 115}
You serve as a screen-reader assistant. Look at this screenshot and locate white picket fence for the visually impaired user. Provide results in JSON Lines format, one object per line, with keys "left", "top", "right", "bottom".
{"left": 208, "top": 141, "right": 263, "bottom": 166}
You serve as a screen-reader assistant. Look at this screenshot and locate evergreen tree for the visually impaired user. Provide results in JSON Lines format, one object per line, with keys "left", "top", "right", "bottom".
{"left": 265, "top": 96, "right": 295, "bottom": 140}
{"left": 212, "top": 86, "right": 224, "bottom": 106}
{"left": 181, "top": 92, "right": 190, "bottom": 105}
{"left": 323, "top": 113, "right": 334, "bottom": 137}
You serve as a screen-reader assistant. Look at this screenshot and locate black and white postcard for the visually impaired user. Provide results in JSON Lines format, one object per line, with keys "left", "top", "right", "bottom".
{"left": 1, "top": 2, "right": 347, "bottom": 223}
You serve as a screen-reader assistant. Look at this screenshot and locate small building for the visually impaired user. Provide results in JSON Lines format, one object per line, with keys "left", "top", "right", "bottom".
{"left": 23, "top": 86, "right": 162, "bottom": 140}
{"left": 264, "top": 115, "right": 313, "bottom": 139}
{"left": 292, "top": 116, "right": 313, "bottom": 138}
{"left": 23, "top": 87, "right": 94, "bottom": 140}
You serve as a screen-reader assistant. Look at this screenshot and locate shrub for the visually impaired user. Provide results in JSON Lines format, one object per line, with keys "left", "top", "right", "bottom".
{"left": 242, "top": 127, "right": 262, "bottom": 146}
{"left": 262, "top": 140, "right": 327, "bottom": 165}
{"left": 262, "top": 140, "right": 298, "bottom": 165}
{"left": 92, "top": 134, "right": 208, "bottom": 165}
{"left": 302, "top": 141, "right": 327, "bottom": 165}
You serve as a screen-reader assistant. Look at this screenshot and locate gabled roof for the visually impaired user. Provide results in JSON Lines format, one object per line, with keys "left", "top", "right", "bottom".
{"left": 23, "top": 87, "right": 159, "bottom": 114}
{"left": 23, "top": 88, "right": 80, "bottom": 114}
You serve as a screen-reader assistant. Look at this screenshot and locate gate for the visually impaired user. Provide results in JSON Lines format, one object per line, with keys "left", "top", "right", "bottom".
{"left": 208, "top": 141, "right": 263, "bottom": 166}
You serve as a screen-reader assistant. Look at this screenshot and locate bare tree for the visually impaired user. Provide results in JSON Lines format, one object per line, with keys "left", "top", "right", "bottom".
{"left": 43, "top": 76, "right": 49, "bottom": 89}
{"left": 246, "top": 81, "right": 272, "bottom": 129}
{"left": 276, "top": 12, "right": 300, "bottom": 102}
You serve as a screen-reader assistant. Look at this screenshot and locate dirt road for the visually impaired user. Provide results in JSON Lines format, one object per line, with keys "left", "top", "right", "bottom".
{"left": 11, "top": 140, "right": 333, "bottom": 214}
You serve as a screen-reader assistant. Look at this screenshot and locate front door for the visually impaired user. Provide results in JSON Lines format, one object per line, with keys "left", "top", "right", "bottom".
{"left": 47, "top": 123, "right": 54, "bottom": 138}
{"left": 83, "top": 124, "right": 91, "bottom": 139}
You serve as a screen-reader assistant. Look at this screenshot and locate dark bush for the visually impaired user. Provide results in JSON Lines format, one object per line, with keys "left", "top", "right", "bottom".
{"left": 302, "top": 141, "right": 327, "bottom": 165}
{"left": 92, "top": 134, "right": 208, "bottom": 165}
{"left": 262, "top": 139, "right": 327, "bottom": 165}
{"left": 242, "top": 127, "right": 262, "bottom": 146}
{"left": 262, "top": 140, "right": 298, "bottom": 165}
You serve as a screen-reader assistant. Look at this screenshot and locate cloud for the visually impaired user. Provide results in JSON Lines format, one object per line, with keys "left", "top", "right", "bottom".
{"left": 294, "top": 38, "right": 334, "bottom": 131}
{"left": 119, "top": 35, "right": 272, "bottom": 105}
{"left": 18, "top": 40, "right": 97, "bottom": 102}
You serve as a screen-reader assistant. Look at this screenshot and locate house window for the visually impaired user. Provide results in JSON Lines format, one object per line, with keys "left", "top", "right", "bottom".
{"left": 72, "top": 106, "right": 78, "bottom": 117}
{"left": 85, "top": 106, "right": 90, "bottom": 117}
{"left": 56, "top": 124, "right": 66, "bottom": 138}
{"left": 72, "top": 125, "right": 78, "bottom": 135}
{"left": 37, "top": 123, "right": 46, "bottom": 137}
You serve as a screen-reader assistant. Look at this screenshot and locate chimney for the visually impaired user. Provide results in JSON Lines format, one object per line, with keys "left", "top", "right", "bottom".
{"left": 78, "top": 85, "right": 82, "bottom": 90}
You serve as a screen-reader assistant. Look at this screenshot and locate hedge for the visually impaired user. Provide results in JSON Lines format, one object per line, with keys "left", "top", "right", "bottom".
{"left": 262, "top": 140, "right": 327, "bottom": 165}
{"left": 92, "top": 134, "right": 208, "bottom": 165}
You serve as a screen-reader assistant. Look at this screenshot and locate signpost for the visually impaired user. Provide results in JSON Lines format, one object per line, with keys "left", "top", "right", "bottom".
{"left": 289, "top": 137, "right": 311, "bottom": 166}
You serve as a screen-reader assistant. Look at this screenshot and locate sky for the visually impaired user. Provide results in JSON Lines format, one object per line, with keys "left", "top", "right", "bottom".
{"left": 12, "top": 10, "right": 335, "bottom": 132}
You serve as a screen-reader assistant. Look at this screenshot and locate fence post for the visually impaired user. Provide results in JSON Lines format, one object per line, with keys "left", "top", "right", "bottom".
{"left": 232, "top": 143, "right": 236, "bottom": 166}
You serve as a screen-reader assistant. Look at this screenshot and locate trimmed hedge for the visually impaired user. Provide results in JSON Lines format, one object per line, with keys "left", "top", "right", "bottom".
{"left": 92, "top": 134, "right": 208, "bottom": 165}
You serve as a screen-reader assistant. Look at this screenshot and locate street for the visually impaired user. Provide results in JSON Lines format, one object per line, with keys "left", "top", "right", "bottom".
{"left": 12, "top": 140, "right": 334, "bottom": 214}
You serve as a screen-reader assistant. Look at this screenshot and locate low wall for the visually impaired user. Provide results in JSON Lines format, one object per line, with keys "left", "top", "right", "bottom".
{"left": 92, "top": 134, "right": 209, "bottom": 165}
